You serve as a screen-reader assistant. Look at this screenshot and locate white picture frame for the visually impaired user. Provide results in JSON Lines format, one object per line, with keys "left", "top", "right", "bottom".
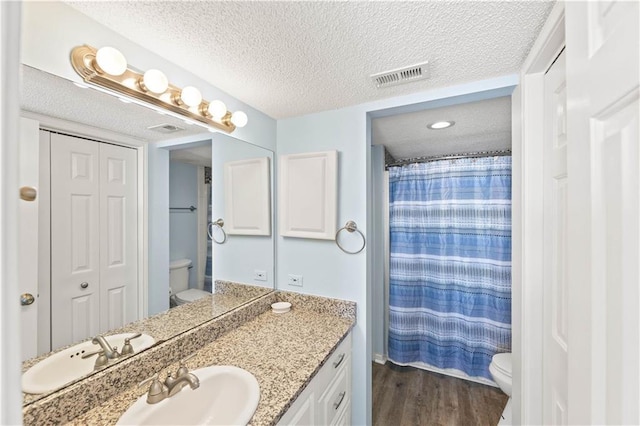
{"left": 279, "top": 150, "right": 337, "bottom": 240}
{"left": 224, "top": 157, "right": 271, "bottom": 236}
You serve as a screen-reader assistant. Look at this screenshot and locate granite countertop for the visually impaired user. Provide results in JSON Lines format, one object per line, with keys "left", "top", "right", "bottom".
{"left": 68, "top": 304, "right": 354, "bottom": 425}
{"left": 23, "top": 282, "right": 271, "bottom": 406}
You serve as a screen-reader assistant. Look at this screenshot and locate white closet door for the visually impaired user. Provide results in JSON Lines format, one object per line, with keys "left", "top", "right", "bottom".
{"left": 99, "top": 143, "right": 138, "bottom": 332}
{"left": 566, "top": 1, "right": 639, "bottom": 424}
{"left": 542, "top": 49, "right": 568, "bottom": 425}
{"left": 51, "top": 133, "right": 100, "bottom": 348}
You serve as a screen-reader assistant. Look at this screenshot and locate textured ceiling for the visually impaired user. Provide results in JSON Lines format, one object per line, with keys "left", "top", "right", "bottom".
{"left": 66, "top": 1, "right": 553, "bottom": 119}
{"left": 20, "top": 65, "right": 205, "bottom": 142}
{"left": 170, "top": 145, "right": 212, "bottom": 167}
{"left": 372, "top": 96, "right": 511, "bottom": 160}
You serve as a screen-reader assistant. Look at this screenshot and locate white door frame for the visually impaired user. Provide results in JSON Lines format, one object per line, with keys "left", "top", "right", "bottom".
{"left": 513, "top": 2, "right": 565, "bottom": 424}
{"left": 0, "top": 1, "right": 23, "bottom": 423}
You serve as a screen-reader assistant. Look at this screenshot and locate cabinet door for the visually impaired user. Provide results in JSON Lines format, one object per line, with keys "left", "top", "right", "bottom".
{"left": 333, "top": 402, "right": 351, "bottom": 426}
{"left": 99, "top": 143, "right": 138, "bottom": 332}
{"left": 277, "top": 388, "right": 315, "bottom": 426}
{"left": 318, "top": 360, "right": 350, "bottom": 426}
{"left": 51, "top": 133, "right": 100, "bottom": 348}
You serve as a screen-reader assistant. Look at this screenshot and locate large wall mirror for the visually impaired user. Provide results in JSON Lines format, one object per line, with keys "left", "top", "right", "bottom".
{"left": 19, "top": 65, "right": 275, "bottom": 406}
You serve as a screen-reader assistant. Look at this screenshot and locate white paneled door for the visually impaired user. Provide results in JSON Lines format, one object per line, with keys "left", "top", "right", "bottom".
{"left": 542, "top": 48, "right": 568, "bottom": 425}
{"left": 51, "top": 133, "right": 138, "bottom": 349}
{"left": 566, "top": 1, "right": 639, "bottom": 424}
{"left": 51, "top": 133, "right": 100, "bottom": 348}
{"left": 99, "top": 143, "right": 138, "bottom": 332}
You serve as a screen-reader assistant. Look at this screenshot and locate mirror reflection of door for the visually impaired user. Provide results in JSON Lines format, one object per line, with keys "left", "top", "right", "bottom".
{"left": 50, "top": 132, "right": 138, "bottom": 350}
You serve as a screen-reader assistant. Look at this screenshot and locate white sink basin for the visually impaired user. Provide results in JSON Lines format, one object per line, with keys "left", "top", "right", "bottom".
{"left": 22, "top": 333, "right": 155, "bottom": 394}
{"left": 117, "top": 365, "right": 260, "bottom": 426}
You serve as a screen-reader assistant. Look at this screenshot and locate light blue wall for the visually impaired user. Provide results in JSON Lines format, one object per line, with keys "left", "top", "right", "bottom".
{"left": 278, "top": 107, "right": 370, "bottom": 425}
{"left": 277, "top": 75, "right": 518, "bottom": 426}
{"left": 147, "top": 146, "right": 170, "bottom": 316}
{"left": 169, "top": 161, "right": 199, "bottom": 290}
{"left": 212, "top": 134, "right": 275, "bottom": 288}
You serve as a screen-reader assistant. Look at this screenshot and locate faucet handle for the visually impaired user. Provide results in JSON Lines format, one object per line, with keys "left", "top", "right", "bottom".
{"left": 176, "top": 353, "right": 197, "bottom": 377}
{"left": 81, "top": 349, "right": 103, "bottom": 359}
{"left": 121, "top": 333, "right": 143, "bottom": 355}
{"left": 111, "top": 346, "right": 121, "bottom": 359}
{"left": 139, "top": 373, "right": 168, "bottom": 404}
{"left": 81, "top": 349, "right": 109, "bottom": 370}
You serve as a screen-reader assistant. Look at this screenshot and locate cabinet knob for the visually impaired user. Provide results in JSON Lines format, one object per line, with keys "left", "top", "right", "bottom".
{"left": 80, "top": 282, "right": 89, "bottom": 289}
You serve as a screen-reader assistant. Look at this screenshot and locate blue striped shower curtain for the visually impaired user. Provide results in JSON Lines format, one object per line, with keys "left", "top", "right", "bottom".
{"left": 387, "top": 156, "right": 512, "bottom": 381}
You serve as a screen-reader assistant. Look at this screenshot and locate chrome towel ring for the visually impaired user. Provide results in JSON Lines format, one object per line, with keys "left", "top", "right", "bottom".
{"left": 208, "top": 218, "right": 227, "bottom": 244}
{"left": 335, "top": 220, "right": 366, "bottom": 254}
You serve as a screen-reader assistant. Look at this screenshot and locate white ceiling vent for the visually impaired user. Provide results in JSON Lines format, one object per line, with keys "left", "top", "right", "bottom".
{"left": 371, "top": 61, "right": 430, "bottom": 89}
{"left": 147, "top": 123, "right": 185, "bottom": 134}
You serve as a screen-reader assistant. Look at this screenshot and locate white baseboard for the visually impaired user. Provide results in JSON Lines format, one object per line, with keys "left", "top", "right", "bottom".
{"left": 373, "top": 353, "right": 387, "bottom": 365}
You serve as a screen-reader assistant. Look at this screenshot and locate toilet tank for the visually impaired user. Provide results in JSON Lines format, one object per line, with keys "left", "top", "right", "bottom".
{"left": 169, "top": 259, "right": 192, "bottom": 293}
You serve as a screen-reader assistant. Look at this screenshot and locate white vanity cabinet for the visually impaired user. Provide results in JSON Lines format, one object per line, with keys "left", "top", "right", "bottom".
{"left": 277, "top": 332, "right": 352, "bottom": 426}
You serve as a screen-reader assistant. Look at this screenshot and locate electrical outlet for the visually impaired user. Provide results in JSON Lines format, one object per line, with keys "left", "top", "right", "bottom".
{"left": 254, "top": 270, "right": 267, "bottom": 281}
{"left": 288, "top": 274, "right": 303, "bottom": 287}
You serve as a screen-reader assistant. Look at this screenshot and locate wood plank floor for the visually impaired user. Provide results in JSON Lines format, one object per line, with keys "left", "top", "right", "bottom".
{"left": 372, "top": 362, "right": 508, "bottom": 426}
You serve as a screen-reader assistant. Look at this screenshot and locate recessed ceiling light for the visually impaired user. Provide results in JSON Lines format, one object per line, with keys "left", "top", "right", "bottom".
{"left": 427, "top": 121, "right": 455, "bottom": 130}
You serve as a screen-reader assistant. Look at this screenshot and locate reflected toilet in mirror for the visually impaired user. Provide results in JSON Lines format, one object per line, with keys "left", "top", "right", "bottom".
{"left": 169, "top": 259, "right": 210, "bottom": 307}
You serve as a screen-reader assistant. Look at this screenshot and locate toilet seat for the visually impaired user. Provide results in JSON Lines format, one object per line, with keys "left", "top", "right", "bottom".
{"left": 492, "top": 353, "right": 512, "bottom": 378}
{"left": 175, "top": 288, "right": 210, "bottom": 304}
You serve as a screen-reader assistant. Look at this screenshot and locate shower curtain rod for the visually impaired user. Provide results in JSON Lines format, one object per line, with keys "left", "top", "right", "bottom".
{"left": 385, "top": 149, "right": 511, "bottom": 168}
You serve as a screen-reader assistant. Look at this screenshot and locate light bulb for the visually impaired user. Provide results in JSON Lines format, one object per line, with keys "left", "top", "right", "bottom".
{"left": 230, "top": 111, "right": 248, "bottom": 128}
{"left": 180, "top": 86, "right": 202, "bottom": 108}
{"left": 427, "top": 121, "right": 455, "bottom": 130}
{"left": 141, "top": 69, "right": 168, "bottom": 94}
{"left": 207, "top": 100, "right": 227, "bottom": 120}
{"left": 95, "top": 47, "right": 127, "bottom": 76}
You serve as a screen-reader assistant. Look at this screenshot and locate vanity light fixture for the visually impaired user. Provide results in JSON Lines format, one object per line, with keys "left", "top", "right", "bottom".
{"left": 207, "top": 100, "right": 227, "bottom": 120}
{"left": 427, "top": 120, "right": 455, "bottom": 130}
{"left": 94, "top": 46, "right": 128, "bottom": 76}
{"left": 140, "top": 69, "right": 169, "bottom": 94}
{"left": 70, "top": 44, "right": 248, "bottom": 133}
{"left": 176, "top": 86, "right": 202, "bottom": 108}
{"left": 230, "top": 111, "right": 249, "bottom": 128}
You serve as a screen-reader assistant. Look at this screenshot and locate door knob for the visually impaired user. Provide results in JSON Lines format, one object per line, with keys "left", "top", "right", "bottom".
{"left": 21, "top": 293, "right": 35, "bottom": 306}
{"left": 20, "top": 186, "right": 37, "bottom": 201}
{"left": 80, "top": 282, "right": 89, "bottom": 289}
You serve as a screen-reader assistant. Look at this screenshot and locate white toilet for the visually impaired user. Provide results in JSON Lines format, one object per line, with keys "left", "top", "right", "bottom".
{"left": 489, "top": 352, "right": 512, "bottom": 425}
{"left": 169, "top": 259, "right": 210, "bottom": 306}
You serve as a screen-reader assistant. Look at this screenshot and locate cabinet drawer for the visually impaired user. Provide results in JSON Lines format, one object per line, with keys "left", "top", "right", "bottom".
{"left": 333, "top": 402, "right": 351, "bottom": 426}
{"left": 316, "top": 333, "right": 351, "bottom": 392}
{"left": 318, "top": 365, "right": 349, "bottom": 426}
